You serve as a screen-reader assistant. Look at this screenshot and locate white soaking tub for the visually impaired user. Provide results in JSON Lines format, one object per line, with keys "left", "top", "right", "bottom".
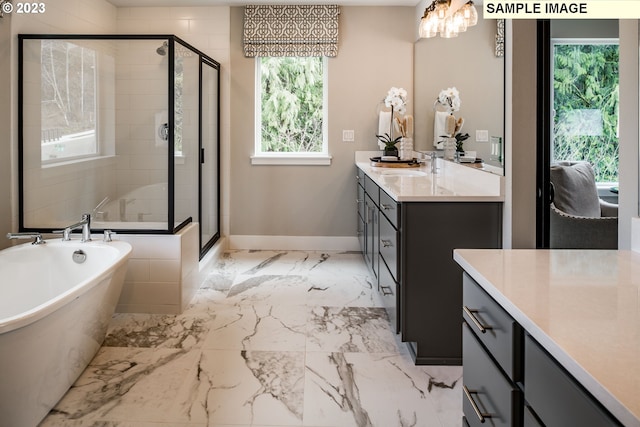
{"left": 0, "top": 239, "right": 132, "bottom": 427}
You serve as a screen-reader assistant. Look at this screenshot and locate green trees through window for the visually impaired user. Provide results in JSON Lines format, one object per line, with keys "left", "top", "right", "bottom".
{"left": 41, "top": 40, "right": 97, "bottom": 162}
{"left": 553, "top": 43, "right": 619, "bottom": 183}
{"left": 259, "top": 57, "right": 325, "bottom": 153}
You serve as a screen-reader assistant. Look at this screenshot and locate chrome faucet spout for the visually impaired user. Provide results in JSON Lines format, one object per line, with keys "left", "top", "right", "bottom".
{"left": 6, "top": 232, "right": 45, "bottom": 245}
{"left": 57, "top": 214, "right": 92, "bottom": 242}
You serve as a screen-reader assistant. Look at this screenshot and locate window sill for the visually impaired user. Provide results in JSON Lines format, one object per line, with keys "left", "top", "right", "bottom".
{"left": 251, "top": 154, "right": 332, "bottom": 166}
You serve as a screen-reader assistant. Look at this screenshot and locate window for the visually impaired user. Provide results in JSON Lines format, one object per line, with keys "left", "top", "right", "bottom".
{"left": 41, "top": 40, "right": 98, "bottom": 163}
{"left": 253, "top": 56, "right": 330, "bottom": 165}
{"left": 552, "top": 40, "right": 619, "bottom": 184}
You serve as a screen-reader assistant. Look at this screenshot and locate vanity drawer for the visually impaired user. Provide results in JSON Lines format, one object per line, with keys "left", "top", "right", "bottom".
{"left": 378, "top": 259, "right": 398, "bottom": 333}
{"left": 364, "top": 175, "right": 379, "bottom": 207}
{"left": 379, "top": 213, "right": 398, "bottom": 281}
{"left": 463, "top": 273, "right": 522, "bottom": 382}
{"left": 463, "top": 324, "right": 522, "bottom": 427}
{"left": 356, "top": 167, "right": 365, "bottom": 183}
{"left": 357, "top": 183, "right": 365, "bottom": 221}
{"left": 379, "top": 189, "right": 399, "bottom": 228}
{"left": 524, "top": 335, "right": 623, "bottom": 427}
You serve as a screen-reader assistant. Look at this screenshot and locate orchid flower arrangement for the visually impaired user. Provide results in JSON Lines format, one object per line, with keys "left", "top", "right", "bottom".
{"left": 437, "top": 87, "right": 461, "bottom": 113}
{"left": 384, "top": 87, "right": 408, "bottom": 115}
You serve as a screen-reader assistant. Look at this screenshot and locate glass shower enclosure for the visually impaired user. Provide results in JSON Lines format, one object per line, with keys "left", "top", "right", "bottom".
{"left": 18, "top": 35, "right": 220, "bottom": 258}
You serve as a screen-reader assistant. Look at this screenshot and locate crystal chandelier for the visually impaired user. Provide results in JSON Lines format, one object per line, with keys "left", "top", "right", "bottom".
{"left": 419, "top": 0, "right": 478, "bottom": 39}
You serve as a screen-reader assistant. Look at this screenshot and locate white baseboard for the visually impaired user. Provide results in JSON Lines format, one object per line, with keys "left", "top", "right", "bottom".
{"left": 228, "top": 235, "right": 360, "bottom": 251}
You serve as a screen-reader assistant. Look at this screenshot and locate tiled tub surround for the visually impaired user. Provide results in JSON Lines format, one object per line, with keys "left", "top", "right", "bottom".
{"left": 454, "top": 249, "right": 640, "bottom": 427}
{"left": 40, "top": 250, "right": 462, "bottom": 427}
{"left": 115, "top": 222, "right": 200, "bottom": 314}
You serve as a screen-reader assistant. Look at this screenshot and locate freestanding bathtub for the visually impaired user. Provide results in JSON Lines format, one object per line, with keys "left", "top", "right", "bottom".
{"left": 0, "top": 239, "right": 132, "bottom": 427}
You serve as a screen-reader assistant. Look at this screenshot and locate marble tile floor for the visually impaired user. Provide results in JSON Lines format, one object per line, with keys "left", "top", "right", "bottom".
{"left": 40, "top": 250, "right": 463, "bottom": 427}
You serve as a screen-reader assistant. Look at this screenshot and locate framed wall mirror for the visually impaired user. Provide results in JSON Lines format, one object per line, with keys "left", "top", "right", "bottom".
{"left": 413, "top": 12, "right": 505, "bottom": 174}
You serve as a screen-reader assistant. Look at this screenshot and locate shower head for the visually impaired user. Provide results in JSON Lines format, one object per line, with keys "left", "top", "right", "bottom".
{"left": 156, "top": 41, "right": 168, "bottom": 56}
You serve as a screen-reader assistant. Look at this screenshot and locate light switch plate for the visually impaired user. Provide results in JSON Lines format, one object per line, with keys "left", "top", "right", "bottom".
{"left": 476, "top": 130, "right": 489, "bottom": 142}
{"left": 343, "top": 129, "right": 355, "bottom": 142}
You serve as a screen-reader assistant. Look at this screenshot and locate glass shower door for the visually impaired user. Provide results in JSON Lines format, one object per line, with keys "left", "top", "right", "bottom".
{"left": 200, "top": 59, "right": 220, "bottom": 256}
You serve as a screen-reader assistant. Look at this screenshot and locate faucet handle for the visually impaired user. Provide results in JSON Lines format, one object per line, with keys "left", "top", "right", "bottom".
{"left": 103, "top": 230, "right": 115, "bottom": 242}
{"left": 52, "top": 228, "right": 73, "bottom": 241}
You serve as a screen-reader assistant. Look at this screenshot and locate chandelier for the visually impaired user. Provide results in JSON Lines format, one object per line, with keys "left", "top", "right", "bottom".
{"left": 419, "top": 0, "right": 478, "bottom": 39}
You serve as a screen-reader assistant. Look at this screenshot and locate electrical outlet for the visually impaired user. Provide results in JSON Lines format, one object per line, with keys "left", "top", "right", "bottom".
{"left": 476, "top": 130, "right": 489, "bottom": 142}
{"left": 342, "top": 129, "right": 355, "bottom": 142}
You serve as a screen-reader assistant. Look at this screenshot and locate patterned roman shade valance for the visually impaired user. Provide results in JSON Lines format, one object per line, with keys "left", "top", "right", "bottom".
{"left": 243, "top": 5, "right": 340, "bottom": 57}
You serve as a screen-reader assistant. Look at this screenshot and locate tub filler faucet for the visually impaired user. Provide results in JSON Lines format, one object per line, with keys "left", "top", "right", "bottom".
{"left": 6, "top": 232, "right": 45, "bottom": 245}
{"left": 55, "top": 213, "right": 92, "bottom": 242}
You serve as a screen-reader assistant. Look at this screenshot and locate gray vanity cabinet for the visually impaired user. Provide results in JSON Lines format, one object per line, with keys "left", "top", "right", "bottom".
{"left": 356, "top": 167, "right": 502, "bottom": 364}
{"left": 402, "top": 202, "right": 502, "bottom": 364}
{"left": 378, "top": 191, "right": 400, "bottom": 333}
{"left": 462, "top": 272, "right": 623, "bottom": 427}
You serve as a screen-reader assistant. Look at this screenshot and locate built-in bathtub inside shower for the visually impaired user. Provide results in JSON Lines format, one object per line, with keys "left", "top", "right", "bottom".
{"left": 17, "top": 35, "right": 221, "bottom": 313}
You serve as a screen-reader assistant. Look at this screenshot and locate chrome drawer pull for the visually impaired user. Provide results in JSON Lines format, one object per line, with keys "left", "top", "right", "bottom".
{"left": 381, "top": 203, "right": 393, "bottom": 210}
{"left": 356, "top": 198, "right": 364, "bottom": 203}
{"left": 463, "top": 306, "right": 492, "bottom": 334}
{"left": 381, "top": 239, "right": 393, "bottom": 247}
{"left": 463, "top": 385, "right": 493, "bottom": 423}
{"left": 380, "top": 285, "right": 393, "bottom": 296}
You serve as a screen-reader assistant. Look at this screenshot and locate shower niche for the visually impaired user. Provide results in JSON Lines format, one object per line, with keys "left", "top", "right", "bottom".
{"left": 19, "top": 35, "right": 220, "bottom": 258}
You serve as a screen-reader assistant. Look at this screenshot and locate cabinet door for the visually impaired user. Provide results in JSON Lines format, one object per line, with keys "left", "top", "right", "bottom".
{"left": 379, "top": 212, "right": 398, "bottom": 282}
{"left": 357, "top": 182, "right": 365, "bottom": 221}
{"left": 463, "top": 273, "right": 522, "bottom": 382}
{"left": 524, "top": 335, "right": 622, "bottom": 427}
{"left": 364, "top": 194, "right": 378, "bottom": 277}
{"left": 357, "top": 216, "right": 365, "bottom": 255}
{"left": 378, "top": 259, "right": 398, "bottom": 333}
{"left": 463, "top": 324, "right": 522, "bottom": 427}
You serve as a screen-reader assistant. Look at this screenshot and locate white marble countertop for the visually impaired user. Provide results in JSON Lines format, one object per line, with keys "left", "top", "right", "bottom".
{"left": 355, "top": 151, "right": 504, "bottom": 202}
{"left": 453, "top": 249, "right": 640, "bottom": 427}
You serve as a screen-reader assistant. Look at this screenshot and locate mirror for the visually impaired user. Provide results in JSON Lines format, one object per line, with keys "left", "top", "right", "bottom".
{"left": 413, "top": 13, "right": 505, "bottom": 173}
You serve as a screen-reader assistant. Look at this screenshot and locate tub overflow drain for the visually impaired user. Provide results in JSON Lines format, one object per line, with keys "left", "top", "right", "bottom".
{"left": 73, "top": 250, "right": 87, "bottom": 264}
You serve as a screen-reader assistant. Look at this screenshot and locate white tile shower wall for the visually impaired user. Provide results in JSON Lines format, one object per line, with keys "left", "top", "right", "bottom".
{"left": 116, "top": 6, "right": 231, "bottom": 237}
{"left": 114, "top": 40, "right": 169, "bottom": 222}
{"left": 116, "top": 222, "right": 199, "bottom": 314}
{"left": 13, "top": 1, "right": 118, "bottom": 228}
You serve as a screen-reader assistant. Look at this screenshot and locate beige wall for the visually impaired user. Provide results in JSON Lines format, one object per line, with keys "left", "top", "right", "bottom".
{"left": 508, "top": 20, "right": 538, "bottom": 249}
{"left": 618, "top": 20, "right": 639, "bottom": 250}
{"left": 229, "top": 6, "right": 414, "bottom": 239}
{"left": 0, "top": 16, "right": 11, "bottom": 249}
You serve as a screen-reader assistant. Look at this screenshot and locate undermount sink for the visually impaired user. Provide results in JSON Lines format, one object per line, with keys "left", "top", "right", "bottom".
{"left": 379, "top": 169, "right": 427, "bottom": 177}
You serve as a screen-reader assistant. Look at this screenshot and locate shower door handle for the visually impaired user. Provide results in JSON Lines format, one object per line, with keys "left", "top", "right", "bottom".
{"left": 200, "top": 148, "right": 205, "bottom": 164}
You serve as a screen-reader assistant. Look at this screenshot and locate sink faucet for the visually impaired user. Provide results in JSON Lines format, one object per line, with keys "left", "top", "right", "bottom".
{"left": 427, "top": 152, "right": 441, "bottom": 174}
{"left": 56, "top": 213, "right": 92, "bottom": 242}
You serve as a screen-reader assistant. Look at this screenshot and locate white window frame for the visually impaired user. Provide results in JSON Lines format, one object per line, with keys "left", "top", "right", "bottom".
{"left": 251, "top": 56, "right": 331, "bottom": 166}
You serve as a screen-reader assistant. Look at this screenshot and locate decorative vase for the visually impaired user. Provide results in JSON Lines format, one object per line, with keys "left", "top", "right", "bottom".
{"left": 443, "top": 137, "right": 456, "bottom": 160}
{"left": 399, "top": 137, "right": 414, "bottom": 161}
{"left": 384, "top": 146, "right": 399, "bottom": 158}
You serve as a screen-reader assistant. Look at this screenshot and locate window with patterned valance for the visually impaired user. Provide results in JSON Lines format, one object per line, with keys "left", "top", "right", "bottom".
{"left": 243, "top": 5, "right": 340, "bottom": 57}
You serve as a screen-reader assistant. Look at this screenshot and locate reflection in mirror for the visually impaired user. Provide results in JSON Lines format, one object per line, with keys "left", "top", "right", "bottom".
{"left": 413, "top": 11, "right": 505, "bottom": 173}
